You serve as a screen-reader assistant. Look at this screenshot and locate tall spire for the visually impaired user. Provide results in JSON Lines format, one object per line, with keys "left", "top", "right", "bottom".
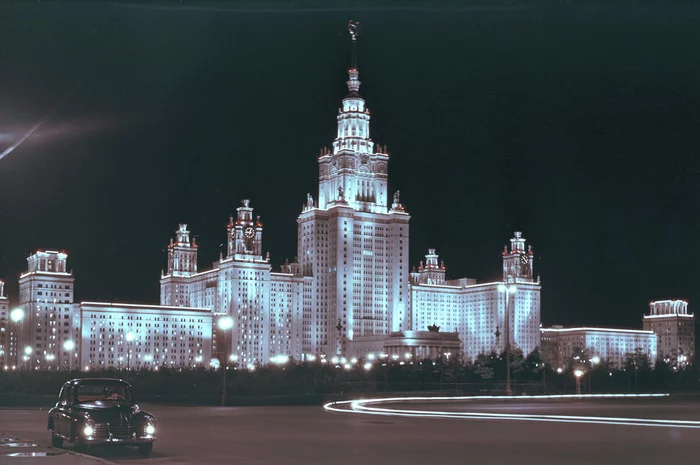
{"left": 347, "top": 20, "right": 361, "bottom": 95}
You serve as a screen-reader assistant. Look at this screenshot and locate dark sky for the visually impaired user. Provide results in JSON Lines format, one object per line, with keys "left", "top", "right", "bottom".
{"left": 0, "top": 2, "right": 699, "bottom": 331}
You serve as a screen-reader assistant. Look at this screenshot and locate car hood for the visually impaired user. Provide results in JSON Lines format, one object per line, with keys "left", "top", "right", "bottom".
{"left": 77, "top": 400, "right": 133, "bottom": 409}
{"left": 74, "top": 400, "right": 134, "bottom": 422}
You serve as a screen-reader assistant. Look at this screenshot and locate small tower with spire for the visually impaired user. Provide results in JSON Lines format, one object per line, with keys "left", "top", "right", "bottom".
{"left": 167, "top": 224, "right": 198, "bottom": 277}
{"left": 410, "top": 249, "right": 447, "bottom": 285}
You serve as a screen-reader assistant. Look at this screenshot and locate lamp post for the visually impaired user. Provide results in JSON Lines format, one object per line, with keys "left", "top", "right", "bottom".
{"left": 498, "top": 278, "right": 516, "bottom": 396}
{"left": 218, "top": 316, "right": 234, "bottom": 406}
{"left": 590, "top": 356, "right": 600, "bottom": 393}
{"left": 574, "top": 369, "right": 584, "bottom": 395}
{"left": 45, "top": 353, "right": 56, "bottom": 370}
{"left": 63, "top": 340, "right": 75, "bottom": 373}
{"left": 125, "top": 332, "right": 135, "bottom": 381}
{"left": 10, "top": 308, "right": 24, "bottom": 370}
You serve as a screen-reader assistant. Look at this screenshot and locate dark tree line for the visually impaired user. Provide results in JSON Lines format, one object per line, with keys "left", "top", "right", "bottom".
{"left": 1, "top": 349, "right": 698, "bottom": 406}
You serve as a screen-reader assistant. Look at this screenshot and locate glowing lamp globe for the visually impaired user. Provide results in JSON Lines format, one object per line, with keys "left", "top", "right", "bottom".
{"left": 218, "top": 316, "right": 234, "bottom": 331}
{"left": 10, "top": 308, "right": 24, "bottom": 323}
{"left": 63, "top": 340, "right": 75, "bottom": 351}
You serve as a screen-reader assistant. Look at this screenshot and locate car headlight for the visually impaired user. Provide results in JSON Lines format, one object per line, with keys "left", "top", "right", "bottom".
{"left": 145, "top": 424, "right": 155, "bottom": 435}
{"left": 83, "top": 425, "right": 94, "bottom": 437}
{"left": 132, "top": 404, "right": 140, "bottom": 415}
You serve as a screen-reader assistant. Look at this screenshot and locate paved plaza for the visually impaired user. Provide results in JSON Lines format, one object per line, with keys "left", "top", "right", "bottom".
{"left": 2, "top": 397, "right": 700, "bottom": 464}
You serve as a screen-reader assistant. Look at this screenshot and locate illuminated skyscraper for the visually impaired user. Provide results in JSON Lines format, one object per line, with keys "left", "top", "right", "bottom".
{"left": 297, "top": 27, "right": 410, "bottom": 356}
{"left": 160, "top": 201, "right": 305, "bottom": 367}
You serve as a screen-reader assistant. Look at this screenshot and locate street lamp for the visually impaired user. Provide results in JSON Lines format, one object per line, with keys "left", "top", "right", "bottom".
{"left": 574, "top": 369, "right": 584, "bottom": 395}
{"left": 498, "top": 278, "right": 517, "bottom": 396}
{"left": 217, "top": 316, "right": 234, "bottom": 406}
{"left": 126, "top": 332, "right": 135, "bottom": 381}
{"left": 23, "top": 346, "right": 32, "bottom": 371}
{"left": 63, "top": 340, "right": 75, "bottom": 373}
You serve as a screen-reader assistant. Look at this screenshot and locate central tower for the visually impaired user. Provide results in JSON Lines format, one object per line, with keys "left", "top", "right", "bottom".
{"left": 298, "top": 22, "right": 410, "bottom": 356}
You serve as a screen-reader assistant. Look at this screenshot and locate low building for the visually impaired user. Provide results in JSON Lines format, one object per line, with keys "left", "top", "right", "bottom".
{"left": 643, "top": 299, "right": 694, "bottom": 367}
{"left": 541, "top": 326, "right": 657, "bottom": 369}
{"left": 350, "top": 329, "right": 461, "bottom": 360}
{"left": 79, "top": 302, "right": 212, "bottom": 371}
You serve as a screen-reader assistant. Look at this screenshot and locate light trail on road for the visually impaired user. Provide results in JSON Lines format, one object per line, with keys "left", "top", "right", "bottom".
{"left": 324, "top": 393, "right": 700, "bottom": 429}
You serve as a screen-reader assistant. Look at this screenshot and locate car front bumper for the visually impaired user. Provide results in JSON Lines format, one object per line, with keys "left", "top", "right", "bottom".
{"left": 81, "top": 434, "right": 155, "bottom": 445}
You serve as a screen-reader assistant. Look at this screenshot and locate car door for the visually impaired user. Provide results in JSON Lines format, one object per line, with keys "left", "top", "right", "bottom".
{"left": 52, "top": 386, "right": 65, "bottom": 437}
{"left": 56, "top": 385, "right": 72, "bottom": 438}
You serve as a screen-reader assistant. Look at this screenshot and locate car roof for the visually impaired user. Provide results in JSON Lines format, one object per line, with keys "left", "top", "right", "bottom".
{"left": 66, "top": 378, "right": 131, "bottom": 387}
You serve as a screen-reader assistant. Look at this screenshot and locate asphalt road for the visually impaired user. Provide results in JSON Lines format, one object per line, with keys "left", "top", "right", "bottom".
{"left": 3, "top": 397, "right": 700, "bottom": 465}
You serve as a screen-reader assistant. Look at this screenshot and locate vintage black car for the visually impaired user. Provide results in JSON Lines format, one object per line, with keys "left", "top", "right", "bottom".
{"left": 47, "top": 378, "right": 156, "bottom": 456}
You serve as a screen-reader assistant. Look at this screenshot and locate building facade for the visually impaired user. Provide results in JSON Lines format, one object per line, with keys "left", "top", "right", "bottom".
{"left": 408, "top": 233, "right": 541, "bottom": 361}
{"left": 541, "top": 326, "right": 657, "bottom": 369}
{"left": 643, "top": 299, "right": 694, "bottom": 367}
{"left": 79, "top": 302, "right": 212, "bottom": 370}
{"left": 16, "top": 251, "right": 80, "bottom": 371}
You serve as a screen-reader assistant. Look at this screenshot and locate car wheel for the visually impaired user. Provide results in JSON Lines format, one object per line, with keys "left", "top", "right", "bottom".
{"left": 51, "top": 431, "right": 63, "bottom": 448}
{"left": 73, "top": 438, "right": 84, "bottom": 452}
{"left": 138, "top": 443, "right": 153, "bottom": 457}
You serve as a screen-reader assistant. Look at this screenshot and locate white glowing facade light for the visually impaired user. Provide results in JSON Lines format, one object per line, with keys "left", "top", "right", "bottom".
{"left": 24, "top": 346, "right": 32, "bottom": 356}
{"left": 271, "top": 354, "right": 289, "bottom": 365}
{"left": 63, "top": 340, "right": 75, "bottom": 351}
{"left": 363, "top": 362, "right": 372, "bottom": 371}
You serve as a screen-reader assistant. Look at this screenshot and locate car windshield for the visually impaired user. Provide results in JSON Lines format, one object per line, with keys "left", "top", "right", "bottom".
{"left": 75, "top": 383, "right": 132, "bottom": 403}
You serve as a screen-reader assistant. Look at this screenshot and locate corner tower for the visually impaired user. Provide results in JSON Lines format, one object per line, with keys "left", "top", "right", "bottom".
{"left": 298, "top": 22, "right": 410, "bottom": 356}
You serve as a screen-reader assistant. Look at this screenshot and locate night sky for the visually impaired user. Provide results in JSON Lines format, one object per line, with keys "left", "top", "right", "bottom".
{"left": 1, "top": 2, "right": 699, "bottom": 331}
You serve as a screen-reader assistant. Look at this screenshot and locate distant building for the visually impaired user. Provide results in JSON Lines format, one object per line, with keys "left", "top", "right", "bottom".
{"left": 643, "top": 300, "right": 694, "bottom": 367}
{"left": 17, "top": 250, "right": 79, "bottom": 371}
{"left": 540, "top": 326, "right": 657, "bottom": 369}
{"left": 79, "top": 302, "right": 212, "bottom": 371}
{"left": 0, "top": 280, "right": 12, "bottom": 368}
{"left": 408, "top": 233, "right": 541, "bottom": 361}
